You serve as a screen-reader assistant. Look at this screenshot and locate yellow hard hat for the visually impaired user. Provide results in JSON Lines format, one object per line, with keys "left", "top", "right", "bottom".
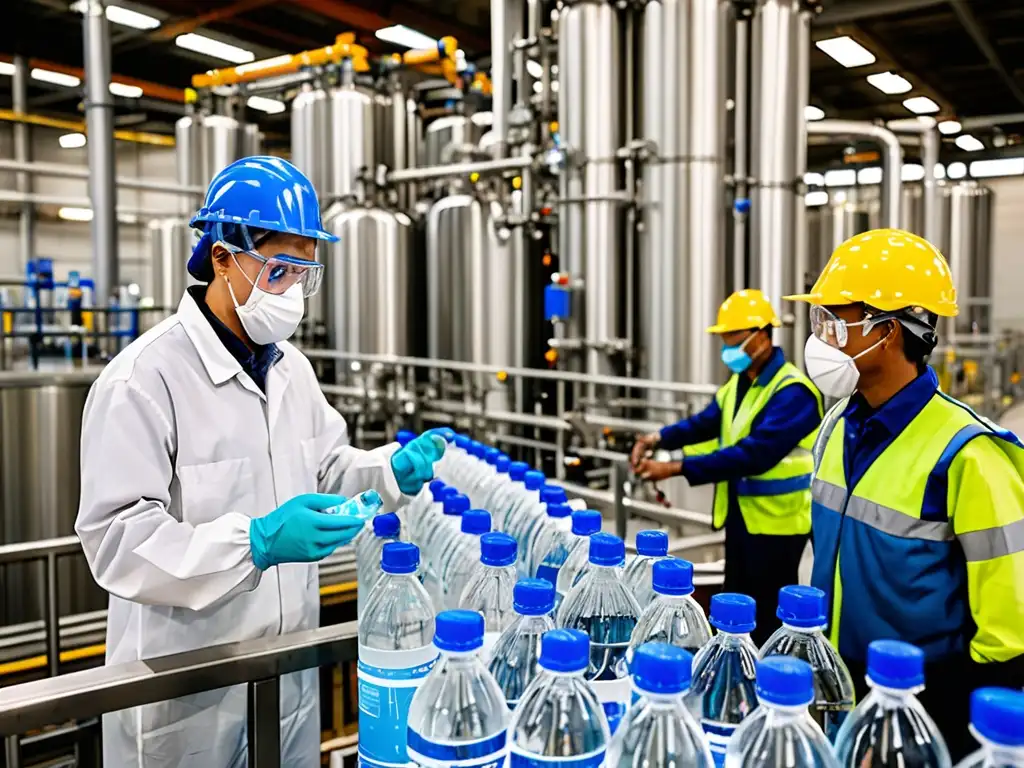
{"left": 706, "top": 289, "right": 781, "bottom": 334}
{"left": 785, "top": 228, "right": 959, "bottom": 317}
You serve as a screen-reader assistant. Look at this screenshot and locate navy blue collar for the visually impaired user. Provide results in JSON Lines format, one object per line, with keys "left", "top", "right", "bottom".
{"left": 843, "top": 366, "right": 939, "bottom": 435}
{"left": 754, "top": 347, "right": 786, "bottom": 387}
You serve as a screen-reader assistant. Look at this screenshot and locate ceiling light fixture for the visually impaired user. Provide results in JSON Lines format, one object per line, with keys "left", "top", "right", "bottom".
{"left": 804, "top": 105, "right": 825, "bottom": 121}
{"left": 58, "top": 206, "right": 94, "bottom": 222}
{"left": 175, "top": 33, "right": 254, "bottom": 64}
{"left": 947, "top": 161, "right": 967, "bottom": 179}
{"left": 527, "top": 60, "right": 544, "bottom": 79}
{"left": 815, "top": 36, "right": 876, "bottom": 68}
{"left": 902, "top": 96, "right": 939, "bottom": 114}
{"left": 109, "top": 82, "right": 143, "bottom": 98}
{"left": 59, "top": 132, "right": 87, "bottom": 149}
{"left": 900, "top": 163, "right": 925, "bottom": 181}
{"left": 375, "top": 24, "right": 436, "bottom": 50}
{"left": 866, "top": 71, "right": 912, "bottom": 95}
{"left": 955, "top": 134, "right": 984, "bottom": 152}
{"left": 0, "top": 62, "right": 15, "bottom": 77}
{"left": 824, "top": 169, "right": 857, "bottom": 187}
{"left": 858, "top": 167, "right": 882, "bottom": 185}
{"left": 969, "top": 158, "right": 1024, "bottom": 178}
{"left": 246, "top": 95, "right": 286, "bottom": 114}
{"left": 31, "top": 68, "right": 81, "bottom": 87}
{"left": 71, "top": 1, "right": 161, "bottom": 30}
{"left": 805, "top": 191, "right": 829, "bottom": 207}
{"left": 803, "top": 172, "right": 826, "bottom": 186}
{"left": 938, "top": 120, "right": 961, "bottom": 135}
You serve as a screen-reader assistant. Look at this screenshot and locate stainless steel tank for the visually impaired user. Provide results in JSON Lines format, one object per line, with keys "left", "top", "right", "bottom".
{"left": 949, "top": 181, "right": 994, "bottom": 334}
{"left": 175, "top": 113, "right": 263, "bottom": 214}
{"left": 147, "top": 218, "right": 195, "bottom": 312}
{"left": 329, "top": 84, "right": 381, "bottom": 203}
{"left": 422, "top": 115, "right": 475, "bottom": 168}
{"left": 290, "top": 85, "right": 332, "bottom": 199}
{"left": 0, "top": 370, "right": 105, "bottom": 627}
{"left": 805, "top": 189, "right": 875, "bottom": 277}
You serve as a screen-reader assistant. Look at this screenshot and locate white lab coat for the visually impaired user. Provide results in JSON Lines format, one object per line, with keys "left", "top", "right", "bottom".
{"left": 75, "top": 291, "right": 405, "bottom": 768}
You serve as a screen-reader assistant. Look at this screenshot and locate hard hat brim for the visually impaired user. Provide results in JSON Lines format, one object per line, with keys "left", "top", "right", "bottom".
{"left": 705, "top": 316, "right": 781, "bottom": 334}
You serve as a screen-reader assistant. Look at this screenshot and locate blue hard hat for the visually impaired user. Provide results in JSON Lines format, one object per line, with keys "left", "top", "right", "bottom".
{"left": 187, "top": 155, "right": 338, "bottom": 282}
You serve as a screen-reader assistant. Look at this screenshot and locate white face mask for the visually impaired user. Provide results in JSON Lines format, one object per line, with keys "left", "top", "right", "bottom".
{"left": 226, "top": 274, "right": 305, "bottom": 345}
{"left": 803, "top": 332, "right": 887, "bottom": 399}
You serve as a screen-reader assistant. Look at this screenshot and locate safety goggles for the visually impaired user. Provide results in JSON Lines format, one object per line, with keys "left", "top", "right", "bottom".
{"left": 809, "top": 305, "right": 896, "bottom": 349}
{"left": 218, "top": 241, "right": 324, "bottom": 298}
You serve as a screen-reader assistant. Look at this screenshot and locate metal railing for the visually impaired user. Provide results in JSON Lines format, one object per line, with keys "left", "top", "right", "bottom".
{"left": 0, "top": 621, "right": 359, "bottom": 768}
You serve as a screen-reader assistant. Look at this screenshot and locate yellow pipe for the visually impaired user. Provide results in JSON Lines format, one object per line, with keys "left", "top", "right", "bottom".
{"left": 0, "top": 110, "right": 174, "bottom": 147}
{"left": 401, "top": 36, "right": 458, "bottom": 85}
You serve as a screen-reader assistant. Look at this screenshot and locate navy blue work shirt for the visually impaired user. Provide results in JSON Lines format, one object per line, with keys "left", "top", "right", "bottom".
{"left": 189, "top": 285, "right": 283, "bottom": 393}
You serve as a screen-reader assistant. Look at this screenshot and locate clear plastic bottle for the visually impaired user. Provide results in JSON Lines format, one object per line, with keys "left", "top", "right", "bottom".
{"left": 726, "top": 656, "right": 840, "bottom": 768}
{"left": 407, "top": 610, "right": 510, "bottom": 768}
{"left": 356, "top": 511, "right": 401, "bottom": 615}
{"left": 464, "top": 441, "right": 489, "bottom": 491}
{"left": 458, "top": 532, "right": 518, "bottom": 659}
{"left": 687, "top": 593, "right": 760, "bottom": 767}
{"left": 358, "top": 542, "right": 438, "bottom": 768}
{"left": 759, "top": 585, "right": 855, "bottom": 742}
{"left": 522, "top": 485, "right": 569, "bottom": 573}
{"left": 469, "top": 447, "right": 502, "bottom": 506}
{"left": 532, "top": 502, "right": 573, "bottom": 580}
{"left": 421, "top": 492, "right": 468, "bottom": 612}
{"left": 480, "top": 454, "right": 512, "bottom": 519}
{"left": 508, "top": 628, "right": 611, "bottom": 768}
{"left": 955, "top": 688, "right": 1024, "bottom": 768}
{"left": 440, "top": 509, "right": 492, "bottom": 610}
{"left": 488, "top": 579, "right": 557, "bottom": 708}
{"left": 557, "top": 532, "right": 641, "bottom": 734}
{"left": 607, "top": 642, "right": 714, "bottom": 768}
{"left": 834, "top": 640, "right": 951, "bottom": 768}
{"left": 628, "top": 558, "right": 712, "bottom": 656}
{"left": 623, "top": 530, "right": 670, "bottom": 609}
{"left": 324, "top": 488, "right": 383, "bottom": 519}
{"left": 555, "top": 509, "right": 604, "bottom": 605}
{"left": 497, "top": 461, "right": 530, "bottom": 531}
{"left": 444, "top": 434, "right": 473, "bottom": 483}
{"left": 507, "top": 470, "right": 546, "bottom": 564}
{"left": 410, "top": 479, "right": 448, "bottom": 547}
{"left": 430, "top": 428, "right": 456, "bottom": 479}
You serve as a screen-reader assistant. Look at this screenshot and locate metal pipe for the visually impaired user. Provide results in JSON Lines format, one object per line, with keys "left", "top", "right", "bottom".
{"left": 0, "top": 190, "right": 184, "bottom": 221}
{"left": 961, "top": 112, "right": 1024, "bottom": 130}
{"left": 792, "top": 4, "right": 811, "bottom": 367}
{"left": 44, "top": 554, "right": 60, "bottom": 678}
{"left": 808, "top": 120, "right": 903, "bottom": 227}
{"left": 550, "top": 478, "right": 713, "bottom": 527}
{"left": 247, "top": 678, "right": 281, "bottom": 768}
{"left": 490, "top": 0, "right": 511, "bottom": 158}
{"left": 83, "top": 0, "right": 118, "bottom": 306}
{"left": 612, "top": 463, "right": 627, "bottom": 539}
{"left": 731, "top": 8, "right": 751, "bottom": 290}
{"left": 12, "top": 56, "right": 33, "bottom": 271}
{"left": 385, "top": 155, "right": 530, "bottom": 184}
{"left": 886, "top": 117, "right": 940, "bottom": 245}
{"left": 0, "top": 158, "right": 204, "bottom": 196}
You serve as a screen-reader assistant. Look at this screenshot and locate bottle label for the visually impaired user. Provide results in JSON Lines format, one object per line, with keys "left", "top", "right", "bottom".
{"left": 508, "top": 746, "right": 605, "bottom": 768}
{"left": 591, "top": 677, "right": 630, "bottom": 734}
{"left": 407, "top": 729, "right": 507, "bottom": 768}
{"left": 357, "top": 644, "right": 438, "bottom": 768}
{"left": 702, "top": 721, "right": 737, "bottom": 768}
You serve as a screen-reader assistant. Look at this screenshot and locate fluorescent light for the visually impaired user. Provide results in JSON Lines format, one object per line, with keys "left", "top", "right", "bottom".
{"left": 246, "top": 95, "right": 286, "bottom": 114}
{"left": 970, "top": 158, "right": 1024, "bottom": 178}
{"left": 235, "top": 54, "right": 292, "bottom": 75}
{"left": 805, "top": 105, "right": 825, "bottom": 121}
{"left": 866, "top": 71, "right": 912, "bottom": 95}
{"left": 858, "top": 167, "right": 882, "bottom": 185}
{"left": 533, "top": 81, "right": 543, "bottom": 95}
{"left": 375, "top": 25, "right": 436, "bottom": 50}
{"left": 824, "top": 169, "right": 857, "bottom": 187}
{"left": 805, "top": 191, "right": 829, "bottom": 207}
{"left": 527, "top": 60, "right": 544, "bottom": 79}
{"left": 58, "top": 207, "right": 93, "bottom": 222}
{"left": 901, "top": 163, "right": 925, "bottom": 181}
{"left": 934, "top": 164, "right": 946, "bottom": 179}
{"left": 804, "top": 172, "right": 826, "bottom": 186}
{"left": 175, "top": 33, "right": 254, "bottom": 64}
{"left": 938, "top": 120, "right": 961, "bottom": 135}
{"left": 815, "top": 36, "right": 876, "bottom": 68}
{"left": 0, "top": 62, "right": 14, "bottom": 77}
{"left": 109, "top": 82, "right": 143, "bottom": 98}
{"left": 31, "top": 68, "right": 81, "bottom": 87}
{"left": 71, "top": 1, "right": 160, "bottom": 29}
{"left": 903, "top": 96, "right": 939, "bottom": 114}
{"left": 955, "top": 134, "right": 984, "bottom": 152}
{"left": 59, "top": 132, "right": 87, "bottom": 149}
{"left": 947, "top": 161, "right": 967, "bottom": 179}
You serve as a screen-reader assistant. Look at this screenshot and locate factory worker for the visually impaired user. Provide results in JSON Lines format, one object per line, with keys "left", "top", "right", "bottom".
{"left": 75, "top": 156, "right": 444, "bottom": 768}
{"left": 631, "top": 289, "right": 823, "bottom": 644}
{"left": 786, "top": 228, "right": 1024, "bottom": 757}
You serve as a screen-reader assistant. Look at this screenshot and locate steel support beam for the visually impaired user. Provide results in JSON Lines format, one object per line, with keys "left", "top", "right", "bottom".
{"left": 152, "top": 0, "right": 279, "bottom": 40}
{"left": 12, "top": 56, "right": 33, "bottom": 272}
{"left": 813, "top": 0, "right": 945, "bottom": 26}
{"left": 949, "top": 0, "right": 1024, "bottom": 109}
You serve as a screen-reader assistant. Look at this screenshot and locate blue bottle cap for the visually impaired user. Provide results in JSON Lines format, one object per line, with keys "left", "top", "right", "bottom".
{"left": 631, "top": 642, "right": 693, "bottom": 695}
{"left": 485, "top": 447, "right": 501, "bottom": 465}
{"left": 443, "top": 493, "right": 470, "bottom": 516}
{"left": 710, "top": 593, "right": 756, "bottom": 634}
{"left": 539, "top": 629, "right": 589, "bottom": 673}
{"left": 971, "top": 688, "right": 1024, "bottom": 747}
{"left": 396, "top": 430, "right": 416, "bottom": 447}
{"left": 461, "top": 509, "right": 492, "bottom": 535}
{"left": 514, "top": 579, "right": 555, "bottom": 615}
{"left": 509, "top": 461, "right": 529, "bottom": 481}
{"left": 589, "top": 532, "right": 625, "bottom": 566}
{"left": 571, "top": 509, "right": 602, "bottom": 536}
{"left": 480, "top": 532, "right": 517, "bottom": 566}
{"left": 429, "top": 479, "right": 446, "bottom": 498}
{"left": 540, "top": 485, "right": 567, "bottom": 504}
{"left": 652, "top": 558, "right": 694, "bottom": 596}
{"left": 381, "top": 542, "right": 418, "bottom": 574}
{"left": 867, "top": 639, "right": 925, "bottom": 689}
{"left": 636, "top": 530, "right": 669, "bottom": 557}
{"left": 436, "top": 428, "right": 456, "bottom": 443}
{"left": 756, "top": 656, "right": 815, "bottom": 707}
{"left": 455, "top": 434, "right": 472, "bottom": 450}
{"left": 547, "top": 502, "right": 572, "bottom": 519}
{"left": 777, "top": 585, "right": 827, "bottom": 629}
{"left": 524, "top": 470, "right": 546, "bottom": 491}
{"left": 495, "top": 455, "right": 511, "bottom": 474}
{"left": 434, "top": 610, "right": 484, "bottom": 653}
{"left": 470, "top": 441, "right": 486, "bottom": 458}
{"left": 372, "top": 512, "right": 400, "bottom": 538}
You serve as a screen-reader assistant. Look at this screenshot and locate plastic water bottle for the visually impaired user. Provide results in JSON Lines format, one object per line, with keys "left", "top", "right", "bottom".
{"left": 955, "top": 688, "right": 1024, "bottom": 768}
{"left": 407, "top": 610, "right": 509, "bottom": 768}
{"left": 358, "top": 542, "right": 438, "bottom": 768}
{"left": 522, "top": 485, "right": 568, "bottom": 573}
{"left": 555, "top": 509, "right": 603, "bottom": 604}
{"left": 480, "top": 454, "right": 512, "bottom": 517}
{"left": 834, "top": 640, "right": 951, "bottom": 768}
{"left": 458, "top": 532, "right": 518, "bottom": 659}
{"left": 557, "top": 532, "right": 641, "bottom": 734}
{"left": 469, "top": 447, "right": 501, "bottom": 505}
{"left": 488, "top": 579, "right": 556, "bottom": 708}
{"left": 444, "top": 434, "right": 473, "bottom": 482}
{"left": 496, "top": 461, "right": 530, "bottom": 530}
{"left": 759, "top": 585, "right": 854, "bottom": 742}
{"left": 532, "top": 502, "right": 573, "bottom": 581}
{"left": 508, "top": 629, "right": 611, "bottom": 768}
{"left": 506, "top": 470, "right": 545, "bottom": 560}
{"left": 440, "top": 509, "right": 492, "bottom": 610}
{"left": 623, "top": 530, "right": 670, "bottom": 609}
{"left": 409, "top": 479, "right": 447, "bottom": 546}
{"left": 324, "top": 488, "right": 383, "bottom": 519}
{"left": 464, "top": 441, "right": 489, "bottom": 490}
{"left": 607, "top": 642, "right": 714, "bottom": 768}
{"left": 421, "top": 491, "right": 468, "bottom": 611}
{"left": 687, "top": 593, "right": 760, "bottom": 767}
{"left": 628, "top": 558, "right": 712, "bottom": 656}
{"left": 726, "top": 656, "right": 840, "bottom": 768}
{"left": 356, "top": 512, "right": 401, "bottom": 614}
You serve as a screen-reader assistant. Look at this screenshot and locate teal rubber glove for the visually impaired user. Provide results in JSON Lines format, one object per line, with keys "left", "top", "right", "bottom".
{"left": 391, "top": 430, "right": 447, "bottom": 495}
{"left": 249, "top": 493, "right": 366, "bottom": 570}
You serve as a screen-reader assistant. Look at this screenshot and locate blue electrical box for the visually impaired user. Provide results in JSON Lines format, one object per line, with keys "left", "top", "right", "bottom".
{"left": 544, "top": 284, "right": 571, "bottom": 321}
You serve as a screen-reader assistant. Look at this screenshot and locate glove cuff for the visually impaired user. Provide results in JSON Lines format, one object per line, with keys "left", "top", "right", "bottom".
{"left": 249, "top": 518, "right": 272, "bottom": 571}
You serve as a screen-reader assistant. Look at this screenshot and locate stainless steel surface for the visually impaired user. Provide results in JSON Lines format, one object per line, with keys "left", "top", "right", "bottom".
{"left": 248, "top": 677, "right": 282, "bottom": 768}
{"left": 887, "top": 118, "right": 940, "bottom": 246}
{"left": 421, "top": 115, "right": 473, "bottom": 170}
{"left": 792, "top": 5, "right": 811, "bottom": 366}
{"left": 175, "top": 113, "right": 263, "bottom": 209}
{"left": 291, "top": 85, "right": 332, "bottom": 200}
{"left": 490, "top": 0, "right": 510, "bottom": 158}
{"left": 731, "top": 11, "right": 750, "bottom": 292}
{"left": 948, "top": 182, "right": 994, "bottom": 334}
{"left": 550, "top": 478, "right": 713, "bottom": 527}
{"left": 387, "top": 155, "right": 530, "bottom": 184}
{"left": 329, "top": 83, "right": 378, "bottom": 203}
{"left": 12, "top": 56, "right": 33, "bottom": 272}
{"left": 83, "top": 0, "right": 118, "bottom": 307}
{"left": 148, "top": 219, "right": 193, "bottom": 310}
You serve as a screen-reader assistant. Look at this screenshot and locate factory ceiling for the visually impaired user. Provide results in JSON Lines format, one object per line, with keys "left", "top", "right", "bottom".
{"left": 2, "top": 0, "right": 1024, "bottom": 166}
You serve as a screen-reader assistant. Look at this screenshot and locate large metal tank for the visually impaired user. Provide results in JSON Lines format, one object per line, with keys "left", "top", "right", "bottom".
{"left": 948, "top": 182, "right": 994, "bottom": 334}
{"left": 421, "top": 115, "right": 484, "bottom": 168}
{"left": 175, "top": 113, "right": 262, "bottom": 214}
{"left": 291, "top": 85, "right": 332, "bottom": 199}
{"left": 329, "top": 84, "right": 385, "bottom": 204}
{"left": 0, "top": 371, "right": 105, "bottom": 627}
{"left": 147, "top": 218, "right": 195, "bottom": 312}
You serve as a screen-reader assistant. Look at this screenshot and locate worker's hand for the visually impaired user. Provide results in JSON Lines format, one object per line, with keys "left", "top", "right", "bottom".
{"left": 631, "top": 432, "right": 661, "bottom": 470}
{"left": 391, "top": 430, "right": 447, "bottom": 495}
{"left": 636, "top": 459, "right": 683, "bottom": 482}
{"left": 249, "top": 493, "right": 362, "bottom": 570}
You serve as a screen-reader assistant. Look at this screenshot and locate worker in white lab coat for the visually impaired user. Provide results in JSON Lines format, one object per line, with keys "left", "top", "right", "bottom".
{"left": 75, "top": 156, "right": 444, "bottom": 768}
